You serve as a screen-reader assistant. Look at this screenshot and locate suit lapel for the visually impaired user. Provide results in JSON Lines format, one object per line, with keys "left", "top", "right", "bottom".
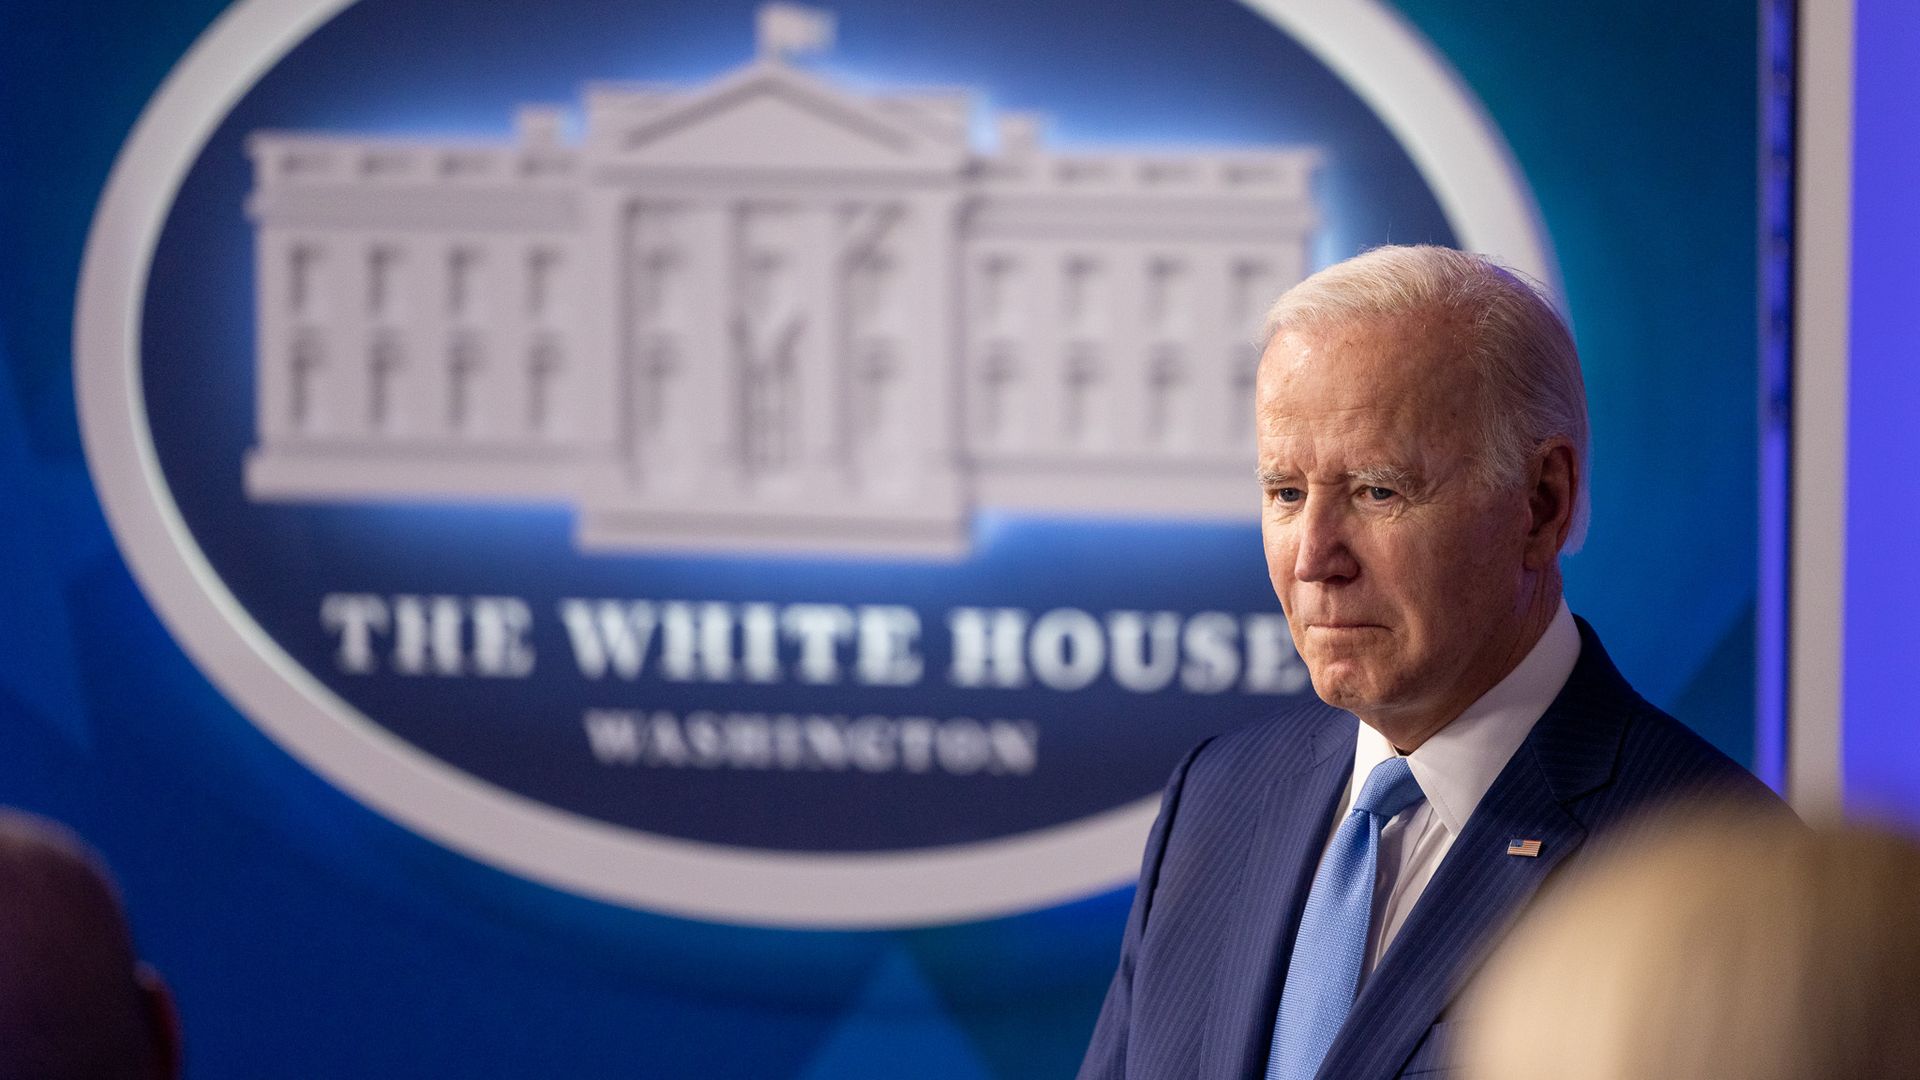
{"left": 1312, "top": 618, "right": 1636, "bottom": 1080}
{"left": 1313, "top": 756, "right": 1582, "bottom": 1080}
{"left": 1200, "top": 711, "right": 1355, "bottom": 1080}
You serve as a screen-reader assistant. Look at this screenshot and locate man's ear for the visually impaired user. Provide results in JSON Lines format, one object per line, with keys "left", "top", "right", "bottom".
{"left": 1524, "top": 439, "right": 1578, "bottom": 570}
{"left": 136, "top": 964, "right": 182, "bottom": 1080}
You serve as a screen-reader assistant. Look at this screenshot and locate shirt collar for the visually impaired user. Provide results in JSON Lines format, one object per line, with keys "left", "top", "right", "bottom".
{"left": 1346, "top": 600, "right": 1581, "bottom": 837}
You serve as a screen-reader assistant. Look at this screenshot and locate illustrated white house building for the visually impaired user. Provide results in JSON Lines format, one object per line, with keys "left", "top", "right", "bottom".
{"left": 244, "top": 5, "right": 1321, "bottom": 556}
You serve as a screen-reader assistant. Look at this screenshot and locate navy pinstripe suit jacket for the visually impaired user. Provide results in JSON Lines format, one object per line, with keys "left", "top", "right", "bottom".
{"left": 1078, "top": 616, "right": 1783, "bottom": 1080}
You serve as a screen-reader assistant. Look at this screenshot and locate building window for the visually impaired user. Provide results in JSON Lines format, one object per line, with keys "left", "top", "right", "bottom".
{"left": 1146, "top": 344, "right": 1185, "bottom": 444}
{"left": 735, "top": 204, "right": 801, "bottom": 475}
{"left": 633, "top": 336, "right": 678, "bottom": 436}
{"left": 978, "top": 256, "right": 1019, "bottom": 333}
{"left": 978, "top": 342, "right": 1020, "bottom": 441}
{"left": 449, "top": 337, "right": 485, "bottom": 434}
{"left": 529, "top": 339, "right": 563, "bottom": 436}
{"left": 1064, "top": 342, "right": 1103, "bottom": 445}
{"left": 1064, "top": 257, "right": 1105, "bottom": 335}
{"left": 528, "top": 247, "right": 562, "bottom": 320}
{"left": 739, "top": 328, "right": 796, "bottom": 473}
{"left": 633, "top": 247, "right": 678, "bottom": 325}
{"left": 852, "top": 338, "right": 896, "bottom": 438}
{"left": 628, "top": 202, "right": 687, "bottom": 329}
{"left": 847, "top": 250, "right": 894, "bottom": 327}
{"left": 448, "top": 246, "right": 483, "bottom": 320}
{"left": 1147, "top": 258, "right": 1185, "bottom": 334}
{"left": 289, "top": 245, "right": 322, "bottom": 317}
{"left": 370, "top": 335, "right": 405, "bottom": 432}
{"left": 368, "top": 245, "right": 402, "bottom": 319}
{"left": 290, "top": 333, "right": 325, "bottom": 432}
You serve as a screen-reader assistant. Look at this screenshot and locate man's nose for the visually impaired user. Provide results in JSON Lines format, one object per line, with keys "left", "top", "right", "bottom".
{"left": 1293, "top": 499, "right": 1360, "bottom": 583}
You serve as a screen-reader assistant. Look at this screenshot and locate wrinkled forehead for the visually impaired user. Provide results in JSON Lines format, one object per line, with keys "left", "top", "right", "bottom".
{"left": 1257, "top": 312, "right": 1481, "bottom": 415}
{"left": 1253, "top": 312, "right": 1489, "bottom": 472}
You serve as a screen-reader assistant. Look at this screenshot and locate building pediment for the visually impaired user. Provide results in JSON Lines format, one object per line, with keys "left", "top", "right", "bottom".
{"left": 591, "top": 63, "right": 967, "bottom": 175}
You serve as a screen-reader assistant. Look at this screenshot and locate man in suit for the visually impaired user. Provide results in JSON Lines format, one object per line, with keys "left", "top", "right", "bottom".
{"left": 1078, "top": 245, "right": 1782, "bottom": 1080}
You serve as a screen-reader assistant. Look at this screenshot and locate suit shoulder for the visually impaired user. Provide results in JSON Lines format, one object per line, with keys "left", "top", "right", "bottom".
{"left": 1196, "top": 696, "right": 1349, "bottom": 761}
{"left": 1618, "top": 699, "right": 1760, "bottom": 782}
{"left": 1177, "top": 697, "right": 1352, "bottom": 800}
{"left": 1603, "top": 698, "right": 1789, "bottom": 818}
{"left": 1561, "top": 615, "right": 1788, "bottom": 818}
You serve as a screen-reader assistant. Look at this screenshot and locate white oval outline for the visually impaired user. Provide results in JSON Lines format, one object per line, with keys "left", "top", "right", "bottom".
{"left": 75, "top": 0, "right": 1557, "bottom": 928}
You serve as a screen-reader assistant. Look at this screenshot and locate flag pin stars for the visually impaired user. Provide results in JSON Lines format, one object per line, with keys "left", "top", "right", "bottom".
{"left": 1506, "top": 838, "right": 1543, "bottom": 858}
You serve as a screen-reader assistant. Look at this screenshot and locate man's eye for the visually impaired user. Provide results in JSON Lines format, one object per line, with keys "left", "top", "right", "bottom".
{"left": 1365, "top": 486, "right": 1396, "bottom": 501}
{"left": 1273, "top": 487, "right": 1304, "bottom": 503}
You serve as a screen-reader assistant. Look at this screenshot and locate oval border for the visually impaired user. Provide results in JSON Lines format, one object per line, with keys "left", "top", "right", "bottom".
{"left": 74, "top": 0, "right": 1557, "bottom": 928}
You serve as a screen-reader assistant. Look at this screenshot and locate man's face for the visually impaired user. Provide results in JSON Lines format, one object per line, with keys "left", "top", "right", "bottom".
{"left": 1256, "top": 312, "right": 1538, "bottom": 739}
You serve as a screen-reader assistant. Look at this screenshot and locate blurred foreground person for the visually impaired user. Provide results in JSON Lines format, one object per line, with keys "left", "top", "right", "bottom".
{"left": 1463, "top": 812, "right": 1920, "bottom": 1080}
{"left": 0, "top": 811, "right": 180, "bottom": 1080}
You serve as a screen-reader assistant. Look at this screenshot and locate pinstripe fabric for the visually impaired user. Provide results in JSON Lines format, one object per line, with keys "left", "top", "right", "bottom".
{"left": 1076, "top": 616, "right": 1787, "bottom": 1080}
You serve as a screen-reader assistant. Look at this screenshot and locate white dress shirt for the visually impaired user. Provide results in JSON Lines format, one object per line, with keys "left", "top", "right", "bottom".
{"left": 1318, "top": 600, "right": 1581, "bottom": 984}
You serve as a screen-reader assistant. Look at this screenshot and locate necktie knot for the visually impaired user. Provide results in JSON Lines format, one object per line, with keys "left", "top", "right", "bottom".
{"left": 1352, "top": 755, "right": 1424, "bottom": 822}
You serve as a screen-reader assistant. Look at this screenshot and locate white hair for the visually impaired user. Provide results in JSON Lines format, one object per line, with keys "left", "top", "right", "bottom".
{"left": 1262, "top": 245, "right": 1591, "bottom": 551}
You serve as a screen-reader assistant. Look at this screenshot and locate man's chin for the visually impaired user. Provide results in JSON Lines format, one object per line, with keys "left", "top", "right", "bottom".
{"left": 1303, "top": 666, "right": 1382, "bottom": 714}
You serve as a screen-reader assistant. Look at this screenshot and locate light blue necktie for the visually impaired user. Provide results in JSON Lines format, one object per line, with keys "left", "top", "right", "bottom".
{"left": 1266, "top": 755, "right": 1426, "bottom": 1080}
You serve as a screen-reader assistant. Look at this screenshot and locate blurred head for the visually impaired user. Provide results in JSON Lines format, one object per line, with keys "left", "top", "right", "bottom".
{"left": 1463, "top": 813, "right": 1920, "bottom": 1080}
{"left": 1255, "top": 245, "right": 1586, "bottom": 747}
{"left": 0, "top": 811, "right": 179, "bottom": 1080}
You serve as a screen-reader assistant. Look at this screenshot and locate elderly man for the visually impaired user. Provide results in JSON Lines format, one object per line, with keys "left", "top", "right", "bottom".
{"left": 1078, "top": 246, "right": 1780, "bottom": 1080}
{"left": 0, "top": 810, "right": 180, "bottom": 1080}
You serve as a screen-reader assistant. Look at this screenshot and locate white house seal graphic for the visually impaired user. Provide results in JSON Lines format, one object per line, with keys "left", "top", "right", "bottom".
{"left": 76, "top": 0, "right": 1556, "bottom": 927}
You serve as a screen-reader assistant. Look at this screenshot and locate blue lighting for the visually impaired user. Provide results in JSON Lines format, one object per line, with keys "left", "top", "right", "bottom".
{"left": 1845, "top": 0, "right": 1920, "bottom": 825}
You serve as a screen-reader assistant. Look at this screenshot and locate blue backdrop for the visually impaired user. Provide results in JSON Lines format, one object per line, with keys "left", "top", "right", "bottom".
{"left": 1846, "top": 0, "right": 1920, "bottom": 826}
{"left": 1, "top": 1, "right": 1766, "bottom": 1076}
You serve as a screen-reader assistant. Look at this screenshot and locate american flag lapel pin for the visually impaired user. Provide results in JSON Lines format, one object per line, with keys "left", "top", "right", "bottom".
{"left": 1506, "top": 838, "right": 1543, "bottom": 858}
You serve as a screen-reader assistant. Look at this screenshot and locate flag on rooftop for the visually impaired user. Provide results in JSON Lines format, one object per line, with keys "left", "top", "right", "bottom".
{"left": 757, "top": 3, "right": 835, "bottom": 60}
